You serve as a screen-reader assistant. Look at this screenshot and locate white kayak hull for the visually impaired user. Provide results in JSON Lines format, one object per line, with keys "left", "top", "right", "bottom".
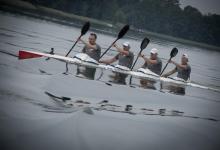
{"left": 18, "top": 50, "right": 220, "bottom": 92}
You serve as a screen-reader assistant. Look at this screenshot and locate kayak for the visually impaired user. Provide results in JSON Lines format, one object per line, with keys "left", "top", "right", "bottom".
{"left": 18, "top": 50, "right": 220, "bottom": 92}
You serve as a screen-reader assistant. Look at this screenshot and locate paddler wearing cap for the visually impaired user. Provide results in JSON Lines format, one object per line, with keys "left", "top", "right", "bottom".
{"left": 139, "top": 48, "right": 162, "bottom": 89}
{"left": 162, "top": 54, "right": 191, "bottom": 81}
{"left": 99, "top": 41, "right": 134, "bottom": 84}
{"left": 139, "top": 48, "right": 162, "bottom": 75}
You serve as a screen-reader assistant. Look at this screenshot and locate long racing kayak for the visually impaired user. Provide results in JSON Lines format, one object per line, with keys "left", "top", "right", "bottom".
{"left": 18, "top": 50, "right": 220, "bottom": 92}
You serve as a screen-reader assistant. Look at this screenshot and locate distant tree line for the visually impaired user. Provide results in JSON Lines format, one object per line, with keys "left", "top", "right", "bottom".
{"left": 24, "top": 0, "right": 220, "bottom": 47}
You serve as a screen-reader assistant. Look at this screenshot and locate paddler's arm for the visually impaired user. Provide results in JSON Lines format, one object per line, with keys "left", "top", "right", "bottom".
{"left": 161, "top": 68, "right": 177, "bottom": 77}
{"left": 99, "top": 57, "right": 117, "bottom": 65}
{"left": 170, "top": 60, "right": 188, "bottom": 70}
{"left": 79, "top": 38, "right": 97, "bottom": 50}
{"left": 113, "top": 44, "right": 129, "bottom": 56}
{"left": 139, "top": 54, "right": 158, "bottom": 64}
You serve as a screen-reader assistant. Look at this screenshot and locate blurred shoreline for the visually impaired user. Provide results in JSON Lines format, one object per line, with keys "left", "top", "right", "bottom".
{"left": 1, "top": 0, "right": 220, "bottom": 51}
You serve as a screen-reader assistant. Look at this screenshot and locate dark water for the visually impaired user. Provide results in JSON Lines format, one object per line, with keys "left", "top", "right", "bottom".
{"left": 0, "top": 12, "right": 220, "bottom": 150}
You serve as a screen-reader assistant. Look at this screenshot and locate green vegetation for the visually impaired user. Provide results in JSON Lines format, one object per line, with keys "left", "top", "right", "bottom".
{"left": 1, "top": 0, "right": 219, "bottom": 50}
{"left": 21, "top": 0, "right": 220, "bottom": 48}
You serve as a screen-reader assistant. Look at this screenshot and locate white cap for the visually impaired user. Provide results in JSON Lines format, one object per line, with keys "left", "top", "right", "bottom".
{"left": 183, "top": 53, "right": 189, "bottom": 59}
{"left": 150, "top": 48, "right": 158, "bottom": 54}
{"left": 123, "top": 41, "right": 130, "bottom": 47}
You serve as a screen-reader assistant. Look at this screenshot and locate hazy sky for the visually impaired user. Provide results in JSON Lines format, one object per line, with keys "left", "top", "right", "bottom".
{"left": 179, "top": 0, "right": 220, "bottom": 15}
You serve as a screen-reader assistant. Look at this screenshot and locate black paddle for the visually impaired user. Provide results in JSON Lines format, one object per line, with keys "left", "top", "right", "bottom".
{"left": 131, "top": 37, "right": 150, "bottom": 70}
{"left": 129, "top": 37, "right": 150, "bottom": 85}
{"left": 160, "top": 47, "right": 178, "bottom": 76}
{"left": 99, "top": 24, "right": 130, "bottom": 60}
{"left": 65, "top": 21, "right": 90, "bottom": 57}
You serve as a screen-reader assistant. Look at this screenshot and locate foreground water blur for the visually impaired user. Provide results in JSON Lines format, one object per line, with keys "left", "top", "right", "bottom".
{"left": 0, "top": 12, "right": 220, "bottom": 150}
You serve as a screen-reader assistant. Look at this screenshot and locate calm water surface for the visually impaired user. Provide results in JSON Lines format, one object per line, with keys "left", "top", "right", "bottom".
{"left": 0, "top": 12, "right": 220, "bottom": 150}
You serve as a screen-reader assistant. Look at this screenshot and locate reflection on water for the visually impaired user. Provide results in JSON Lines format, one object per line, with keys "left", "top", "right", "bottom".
{"left": 76, "top": 65, "right": 96, "bottom": 80}
{"left": 74, "top": 63, "right": 130, "bottom": 85}
{"left": 1, "top": 12, "right": 220, "bottom": 149}
{"left": 43, "top": 91, "right": 219, "bottom": 122}
{"left": 128, "top": 77, "right": 186, "bottom": 95}
{"left": 160, "top": 82, "right": 186, "bottom": 95}
{"left": 139, "top": 79, "right": 157, "bottom": 90}
{"left": 108, "top": 72, "right": 128, "bottom": 85}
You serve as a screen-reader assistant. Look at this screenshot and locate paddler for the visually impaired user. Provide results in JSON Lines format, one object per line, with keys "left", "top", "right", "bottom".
{"left": 99, "top": 41, "right": 134, "bottom": 84}
{"left": 77, "top": 33, "right": 101, "bottom": 79}
{"left": 138, "top": 48, "right": 162, "bottom": 89}
{"left": 161, "top": 53, "right": 191, "bottom": 81}
{"left": 139, "top": 48, "right": 162, "bottom": 75}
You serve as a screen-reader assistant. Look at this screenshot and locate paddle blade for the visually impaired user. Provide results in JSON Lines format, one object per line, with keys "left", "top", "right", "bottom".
{"left": 160, "top": 48, "right": 178, "bottom": 75}
{"left": 117, "top": 24, "right": 129, "bottom": 39}
{"left": 140, "top": 37, "right": 150, "bottom": 50}
{"left": 66, "top": 21, "right": 90, "bottom": 57}
{"left": 81, "top": 21, "right": 90, "bottom": 35}
{"left": 130, "top": 37, "right": 150, "bottom": 71}
{"left": 18, "top": 50, "right": 43, "bottom": 59}
{"left": 170, "top": 47, "right": 178, "bottom": 58}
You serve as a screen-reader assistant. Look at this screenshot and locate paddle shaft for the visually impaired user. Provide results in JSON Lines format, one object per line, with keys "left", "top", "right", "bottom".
{"left": 99, "top": 38, "right": 118, "bottom": 59}
{"left": 129, "top": 38, "right": 150, "bottom": 85}
{"left": 130, "top": 49, "right": 144, "bottom": 70}
{"left": 65, "top": 35, "right": 82, "bottom": 57}
{"left": 99, "top": 25, "right": 129, "bottom": 60}
{"left": 160, "top": 57, "right": 171, "bottom": 75}
{"left": 129, "top": 50, "right": 144, "bottom": 84}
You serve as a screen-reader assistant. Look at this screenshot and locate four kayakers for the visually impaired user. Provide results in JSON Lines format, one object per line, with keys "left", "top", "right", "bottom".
{"left": 75, "top": 31, "right": 191, "bottom": 87}
{"left": 99, "top": 42, "right": 134, "bottom": 84}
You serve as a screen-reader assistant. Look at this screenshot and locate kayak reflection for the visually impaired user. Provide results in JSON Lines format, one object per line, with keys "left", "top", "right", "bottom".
{"left": 44, "top": 91, "right": 218, "bottom": 122}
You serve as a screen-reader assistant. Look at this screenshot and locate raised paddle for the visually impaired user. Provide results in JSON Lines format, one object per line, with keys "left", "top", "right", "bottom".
{"left": 129, "top": 37, "right": 150, "bottom": 85}
{"left": 160, "top": 47, "right": 178, "bottom": 76}
{"left": 65, "top": 21, "right": 90, "bottom": 57}
{"left": 99, "top": 24, "right": 129, "bottom": 60}
{"left": 131, "top": 37, "right": 150, "bottom": 70}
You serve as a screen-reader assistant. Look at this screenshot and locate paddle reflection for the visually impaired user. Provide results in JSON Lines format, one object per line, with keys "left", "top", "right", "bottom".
{"left": 44, "top": 91, "right": 219, "bottom": 122}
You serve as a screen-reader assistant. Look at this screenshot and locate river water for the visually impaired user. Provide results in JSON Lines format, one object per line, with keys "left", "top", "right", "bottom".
{"left": 0, "top": 12, "right": 220, "bottom": 150}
